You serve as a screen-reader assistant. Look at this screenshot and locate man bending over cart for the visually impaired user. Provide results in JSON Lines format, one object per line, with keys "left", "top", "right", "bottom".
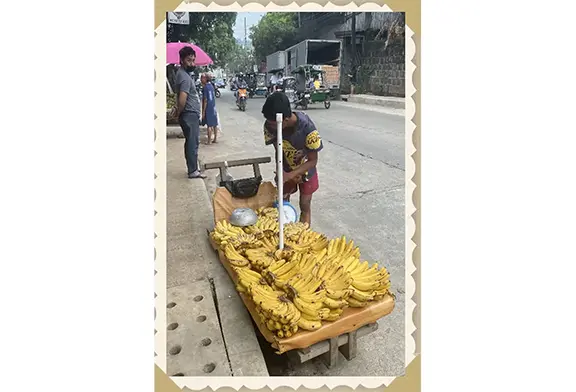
{"left": 261, "top": 92, "right": 323, "bottom": 225}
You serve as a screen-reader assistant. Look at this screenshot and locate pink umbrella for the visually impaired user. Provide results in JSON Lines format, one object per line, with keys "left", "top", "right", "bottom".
{"left": 166, "top": 42, "right": 213, "bottom": 66}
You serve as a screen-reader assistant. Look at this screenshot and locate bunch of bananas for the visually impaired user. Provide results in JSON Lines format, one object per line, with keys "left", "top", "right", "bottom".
{"left": 285, "top": 272, "right": 329, "bottom": 330}
{"left": 326, "top": 236, "right": 361, "bottom": 263}
{"left": 249, "top": 283, "right": 301, "bottom": 338}
{"left": 166, "top": 93, "right": 176, "bottom": 110}
{"left": 229, "top": 233, "right": 260, "bottom": 251}
{"left": 224, "top": 244, "right": 250, "bottom": 267}
{"left": 255, "top": 216, "right": 279, "bottom": 236}
{"left": 256, "top": 207, "right": 279, "bottom": 219}
{"left": 234, "top": 267, "right": 266, "bottom": 293}
{"left": 211, "top": 220, "right": 245, "bottom": 249}
{"left": 285, "top": 229, "right": 330, "bottom": 253}
{"left": 284, "top": 222, "right": 309, "bottom": 240}
{"left": 244, "top": 248, "right": 276, "bottom": 272}
{"left": 259, "top": 236, "right": 279, "bottom": 252}
{"left": 312, "top": 260, "right": 352, "bottom": 316}
{"left": 343, "top": 259, "right": 392, "bottom": 307}
{"left": 263, "top": 251, "right": 321, "bottom": 290}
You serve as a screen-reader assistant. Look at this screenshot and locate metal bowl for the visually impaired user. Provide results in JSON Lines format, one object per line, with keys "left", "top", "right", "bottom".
{"left": 229, "top": 208, "right": 258, "bottom": 227}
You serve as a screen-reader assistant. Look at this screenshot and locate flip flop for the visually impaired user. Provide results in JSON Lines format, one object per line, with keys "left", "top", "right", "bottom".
{"left": 188, "top": 172, "right": 207, "bottom": 179}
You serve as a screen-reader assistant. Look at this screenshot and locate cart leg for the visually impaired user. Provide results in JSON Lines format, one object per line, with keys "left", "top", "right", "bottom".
{"left": 323, "top": 337, "right": 340, "bottom": 368}
{"left": 339, "top": 330, "right": 358, "bottom": 360}
{"left": 252, "top": 163, "right": 262, "bottom": 179}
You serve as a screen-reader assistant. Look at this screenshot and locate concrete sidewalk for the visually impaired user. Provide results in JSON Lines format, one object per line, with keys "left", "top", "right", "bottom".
{"left": 341, "top": 94, "right": 405, "bottom": 109}
{"left": 166, "top": 136, "right": 268, "bottom": 376}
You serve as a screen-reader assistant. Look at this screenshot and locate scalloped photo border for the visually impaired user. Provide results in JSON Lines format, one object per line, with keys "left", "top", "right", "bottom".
{"left": 154, "top": 1, "right": 420, "bottom": 391}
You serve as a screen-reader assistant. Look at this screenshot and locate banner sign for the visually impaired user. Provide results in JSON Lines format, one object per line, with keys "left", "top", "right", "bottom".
{"left": 167, "top": 12, "right": 190, "bottom": 25}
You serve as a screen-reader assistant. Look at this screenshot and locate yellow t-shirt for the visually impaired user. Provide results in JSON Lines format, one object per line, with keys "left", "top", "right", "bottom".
{"left": 314, "top": 80, "right": 321, "bottom": 89}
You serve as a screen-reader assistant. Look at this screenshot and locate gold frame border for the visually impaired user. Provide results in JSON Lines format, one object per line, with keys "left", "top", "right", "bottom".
{"left": 154, "top": 1, "right": 420, "bottom": 390}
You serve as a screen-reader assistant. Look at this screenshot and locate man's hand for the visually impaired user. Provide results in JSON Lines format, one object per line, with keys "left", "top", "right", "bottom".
{"left": 282, "top": 171, "right": 295, "bottom": 184}
{"left": 283, "top": 171, "right": 304, "bottom": 184}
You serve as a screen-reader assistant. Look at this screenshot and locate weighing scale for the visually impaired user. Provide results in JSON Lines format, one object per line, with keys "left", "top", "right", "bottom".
{"left": 273, "top": 200, "right": 298, "bottom": 224}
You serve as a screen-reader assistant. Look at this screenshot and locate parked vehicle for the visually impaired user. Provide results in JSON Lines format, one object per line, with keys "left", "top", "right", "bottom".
{"left": 281, "top": 77, "right": 298, "bottom": 105}
{"left": 253, "top": 73, "right": 268, "bottom": 97}
{"left": 293, "top": 90, "right": 312, "bottom": 110}
{"left": 282, "top": 39, "right": 341, "bottom": 97}
{"left": 292, "top": 65, "right": 331, "bottom": 109}
{"left": 266, "top": 51, "right": 286, "bottom": 74}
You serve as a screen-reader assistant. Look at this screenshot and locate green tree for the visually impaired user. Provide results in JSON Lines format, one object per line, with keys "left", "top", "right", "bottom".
{"left": 167, "top": 12, "right": 237, "bottom": 67}
{"left": 249, "top": 13, "right": 298, "bottom": 62}
{"left": 224, "top": 43, "right": 255, "bottom": 73}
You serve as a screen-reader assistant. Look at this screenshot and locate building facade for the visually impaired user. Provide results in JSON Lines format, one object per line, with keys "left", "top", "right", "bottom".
{"left": 297, "top": 12, "right": 406, "bottom": 97}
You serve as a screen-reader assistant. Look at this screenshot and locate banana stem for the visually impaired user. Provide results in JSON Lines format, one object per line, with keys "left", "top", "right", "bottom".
{"left": 276, "top": 112, "right": 285, "bottom": 250}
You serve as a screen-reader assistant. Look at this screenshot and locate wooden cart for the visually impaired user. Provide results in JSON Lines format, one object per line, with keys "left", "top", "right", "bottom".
{"left": 205, "top": 158, "right": 395, "bottom": 367}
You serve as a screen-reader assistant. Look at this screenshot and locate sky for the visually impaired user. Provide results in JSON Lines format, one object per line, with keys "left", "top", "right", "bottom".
{"left": 233, "top": 12, "right": 266, "bottom": 42}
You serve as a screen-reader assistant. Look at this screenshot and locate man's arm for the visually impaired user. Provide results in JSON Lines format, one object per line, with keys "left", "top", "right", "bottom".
{"left": 201, "top": 87, "right": 207, "bottom": 118}
{"left": 286, "top": 124, "right": 323, "bottom": 180}
{"left": 286, "top": 150, "right": 318, "bottom": 179}
{"left": 177, "top": 91, "right": 188, "bottom": 116}
{"left": 176, "top": 76, "right": 192, "bottom": 116}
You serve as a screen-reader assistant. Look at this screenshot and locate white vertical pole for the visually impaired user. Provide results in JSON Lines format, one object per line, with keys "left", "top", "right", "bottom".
{"left": 276, "top": 112, "right": 284, "bottom": 250}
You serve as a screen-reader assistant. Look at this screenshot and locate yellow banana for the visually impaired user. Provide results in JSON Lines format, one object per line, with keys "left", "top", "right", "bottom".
{"left": 347, "top": 297, "right": 368, "bottom": 307}
{"left": 229, "top": 258, "right": 250, "bottom": 267}
{"left": 323, "top": 297, "right": 348, "bottom": 309}
{"left": 352, "top": 279, "right": 382, "bottom": 292}
{"left": 324, "top": 312, "right": 343, "bottom": 322}
{"left": 297, "top": 317, "right": 322, "bottom": 331}
{"left": 326, "top": 288, "right": 347, "bottom": 299}
{"left": 317, "top": 308, "right": 331, "bottom": 320}
{"left": 351, "top": 288, "right": 375, "bottom": 302}
{"left": 297, "top": 291, "right": 326, "bottom": 304}
{"left": 294, "top": 296, "right": 324, "bottom": 312}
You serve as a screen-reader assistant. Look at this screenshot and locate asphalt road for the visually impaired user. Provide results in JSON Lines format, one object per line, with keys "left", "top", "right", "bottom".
{"left": 222, "top": 89, "right": 406, "bottom": 171}
{"left": 204, "top": 89, "right": 407, "bottom": 376}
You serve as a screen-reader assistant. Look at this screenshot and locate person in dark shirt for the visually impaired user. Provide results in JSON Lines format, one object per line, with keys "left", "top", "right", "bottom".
{"left": 262, "top": 92, "right": 323, "bottom": 225}
{"left": 174, "top": 46, "right": 206, "bottom": 179}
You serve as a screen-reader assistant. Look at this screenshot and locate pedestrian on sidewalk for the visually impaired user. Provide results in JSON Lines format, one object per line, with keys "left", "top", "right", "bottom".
{"left": 201, "top": 73, "right": 219, "bottom": 145}
{"left": 175, "top": 46, "right": 206, "bottom": 179}
{"left": 262, "top": 92, "right": 323, "bottom": 225}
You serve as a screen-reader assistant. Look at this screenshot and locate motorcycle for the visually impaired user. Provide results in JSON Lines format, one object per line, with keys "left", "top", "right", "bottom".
{"left": 211, "top": 82, "right": 221, "bottom": 98}
{"left": 293, "top": 90, "right": 311, "bottom": 110}
{"left": 236, "top": 87, "right": 248, "bottom": 111}
{"left": 267, "top": 82, "right": 283, "bottom": 96}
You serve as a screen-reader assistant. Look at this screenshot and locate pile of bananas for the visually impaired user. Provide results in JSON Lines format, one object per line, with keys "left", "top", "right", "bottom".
{"left": 211, "top": 220, "right": 245, "bottom": 249}
{"left": 244, "top": 216, "right": 279, "bottom": 238}
{"left": 249, "top": 281, "right": 301, "bottom": 338}
{"left": 166, "top": 93, "right": 176, "bottom": 110}
{"left": 256, "top": 206, "right": 279, "bottom": 219}
{"left": 344, "top": 259, "right": 391, "bottom": 306}
{"left": 209, "top": 210, "right": 393, "bottom": 337}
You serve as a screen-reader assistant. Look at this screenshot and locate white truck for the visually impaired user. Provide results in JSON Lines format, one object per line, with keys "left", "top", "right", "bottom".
{"left": 283, "top": 39, "right": 342, "bottom": 90}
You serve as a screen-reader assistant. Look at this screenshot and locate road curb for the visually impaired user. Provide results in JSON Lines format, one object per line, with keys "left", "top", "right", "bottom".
{"left": 342, "top": 94, "right": 405, "bottom": 109}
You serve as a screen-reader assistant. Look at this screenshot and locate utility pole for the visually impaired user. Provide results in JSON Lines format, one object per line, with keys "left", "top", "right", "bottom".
{"left": 351, "top": 12, "right": 356, "bottom": 59}
{"left": 298, "top": 13, "right": 301, "bottom": 28}
{"left": 350, "top": 12, "right": 357, "bottom": 95}
{"left": 244, "top": 17, "right": 247, "bottom": 48}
